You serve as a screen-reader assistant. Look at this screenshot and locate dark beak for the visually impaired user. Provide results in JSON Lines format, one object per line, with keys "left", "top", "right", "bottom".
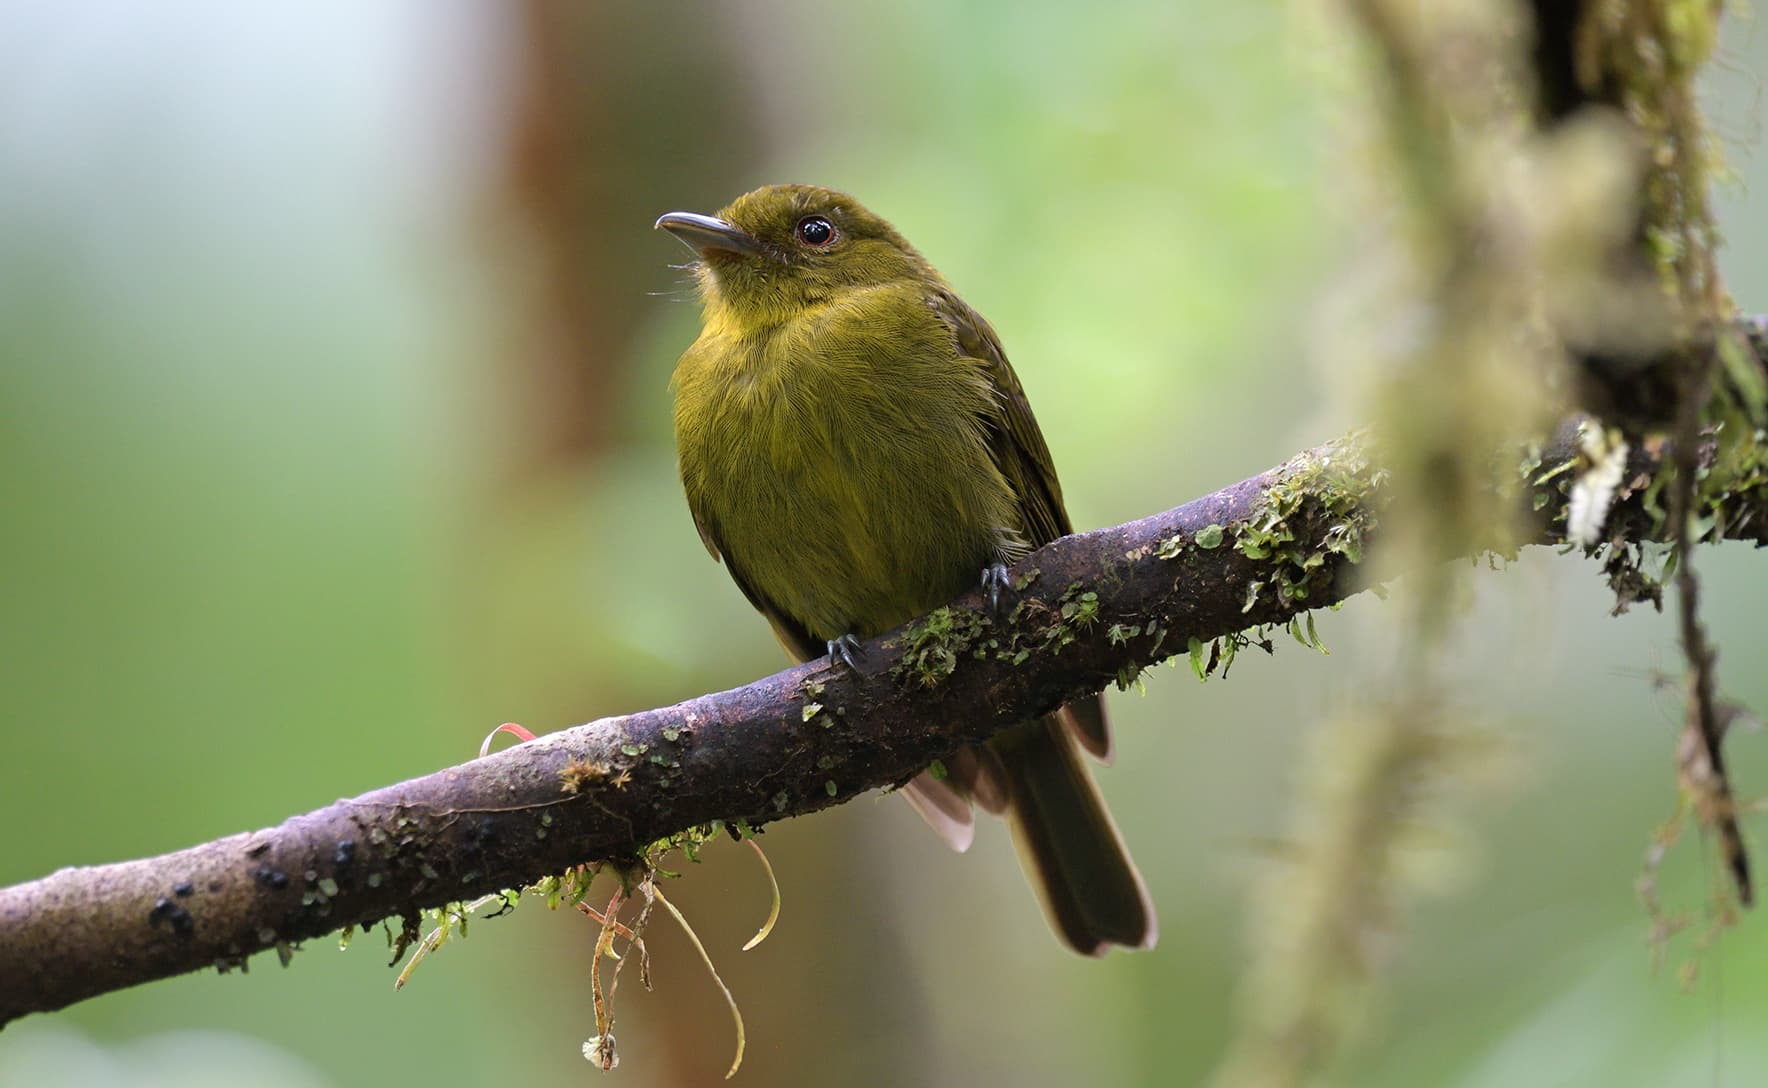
{"left": 655, "top": 211, "right": 764, "bottom": 257}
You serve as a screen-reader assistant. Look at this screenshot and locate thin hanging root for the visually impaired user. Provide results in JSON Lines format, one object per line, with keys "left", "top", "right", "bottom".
{"left": 393, "top": 892, "right": 511, "bottom": 991}
{"left": 393, "top": 925, "right": 443, "bottom": 992}
{"left": 655, "top": 884, "right": 745, "bottom": 1079}
{"left": 1676, "top": 711, "right": 1753, "bottom": 907}
{"left": 574, "top": 900, "right": 649, "bottom": 951}
{"left": 589, "top": 889, "right": 625, "bottom": 1059}
{"left": 741, "top": 839, "right": 780, "bottom": 952}
{"left": 610, "top": 879, "right": 657, "bottom": 999}
{"left": 1638, "top": 795, "right": 1692, "bottom": 973}
{"left": 636, "top": 889, "right": 655, "bottom": 991}
{"left": 479, "top": 721, "right": 537, "bottom": 758}
{"left": 1667, "top": 386, "right": 1753, "bottom": 908}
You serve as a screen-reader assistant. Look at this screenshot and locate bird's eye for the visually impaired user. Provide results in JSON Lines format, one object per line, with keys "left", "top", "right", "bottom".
{"left": 795, "top": 215, "right": 835, "bottom": 247}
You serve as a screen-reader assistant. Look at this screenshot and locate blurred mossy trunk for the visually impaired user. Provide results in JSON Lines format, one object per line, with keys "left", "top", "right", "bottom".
{"left": 1215, "top": 2, "right": 1752, "bottom": 1086}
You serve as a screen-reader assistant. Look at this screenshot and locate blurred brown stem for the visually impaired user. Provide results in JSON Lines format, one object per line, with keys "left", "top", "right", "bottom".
{"left": 2, "top": 353, "right": 1766, "bottom": 1024}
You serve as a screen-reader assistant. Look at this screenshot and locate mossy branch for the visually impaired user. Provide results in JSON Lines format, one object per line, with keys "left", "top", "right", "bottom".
{"left": 2, "top": 363, "right": 1766, "bottom": 1024}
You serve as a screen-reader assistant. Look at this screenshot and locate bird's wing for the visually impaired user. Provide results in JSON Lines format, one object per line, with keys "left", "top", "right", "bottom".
{"left": 929, "top": 288, "right": 1073, "bottom": 546}
{"left": 929, "top": 289, "right": 1111, "bottom": 761}
{"left": 689, "top": 507, "right": 825, "bottom": 664}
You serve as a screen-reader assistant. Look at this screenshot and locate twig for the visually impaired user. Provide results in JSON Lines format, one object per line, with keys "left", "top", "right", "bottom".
{"left": 1668, "top": 366, "right": 1751, "bottom": 904}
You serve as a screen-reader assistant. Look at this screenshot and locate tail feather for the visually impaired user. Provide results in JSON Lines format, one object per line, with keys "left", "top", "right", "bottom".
{"left": 901, "top": 771, "right": 974, "bottom": 852}
{"left": 1058, "top": 695, "right": 1113, "bottom": 763}
{"left": 946, "top": 743, "right": 1010, "bottom": 814}
{"left": 896, "top": 708, "right": 1156, "bottom": 956}
{"left": 996, "top": 715, "right": 1156, "bottom": 955}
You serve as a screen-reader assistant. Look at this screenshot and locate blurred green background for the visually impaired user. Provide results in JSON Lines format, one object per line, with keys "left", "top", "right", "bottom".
{"left": 2, "top": 3, "right": 1766, "bottom": 1085}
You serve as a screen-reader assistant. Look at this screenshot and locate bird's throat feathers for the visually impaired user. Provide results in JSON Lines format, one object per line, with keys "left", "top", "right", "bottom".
{"left": 691, "top": 247, "right": 939, "bottom": 337}
{"left": 692, "top": 258, "right": 810, "bottom": 335}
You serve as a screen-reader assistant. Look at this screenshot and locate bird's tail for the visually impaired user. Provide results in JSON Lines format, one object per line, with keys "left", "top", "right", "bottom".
{"left": 993, "top": 713, "right": 1157, "bottom": 956}
{"left": 901, "top": 701, "right": 1157, "bottom": 955}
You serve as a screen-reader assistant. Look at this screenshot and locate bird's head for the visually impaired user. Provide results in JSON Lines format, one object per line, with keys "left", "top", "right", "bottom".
{"left": 656, "top": 184, "right": 937, "bottom": 327}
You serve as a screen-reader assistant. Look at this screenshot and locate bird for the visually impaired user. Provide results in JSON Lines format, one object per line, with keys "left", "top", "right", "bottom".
{"left": 656, "top": 183, "right": 1155, "bottom": 955}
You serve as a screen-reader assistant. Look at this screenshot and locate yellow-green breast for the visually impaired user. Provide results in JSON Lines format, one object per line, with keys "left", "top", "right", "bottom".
{"left": 673, "top": 280, "right": 1023, "bottom": 647}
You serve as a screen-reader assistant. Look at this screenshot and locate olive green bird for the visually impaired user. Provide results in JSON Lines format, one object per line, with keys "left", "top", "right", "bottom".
{"left": 656, "top": 184, "right": 1156, "bottom": 955}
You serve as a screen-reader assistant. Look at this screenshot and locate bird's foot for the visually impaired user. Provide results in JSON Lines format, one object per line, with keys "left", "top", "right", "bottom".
{"left": 827, "top": 633, "right": 864, "bottom": 671}
{"left": 981, "top": 562, "right": 1012, "bottom": 616}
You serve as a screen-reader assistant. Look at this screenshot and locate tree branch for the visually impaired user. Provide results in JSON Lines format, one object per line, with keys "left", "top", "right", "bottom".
{"left": 3, "top": 355, "right": 1766, "bottom": 1023}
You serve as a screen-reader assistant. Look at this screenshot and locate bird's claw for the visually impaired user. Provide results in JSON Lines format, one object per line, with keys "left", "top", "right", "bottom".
{"left": 827, "top": 633, "right": 864, "bottom": 671}
{"left": 982, "top": 562, "right": 1012, "bottom": 615}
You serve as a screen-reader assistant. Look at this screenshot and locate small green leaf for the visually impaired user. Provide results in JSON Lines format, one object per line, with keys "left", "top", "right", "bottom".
{"left": 1194, "top": 524, "right": 1225, "bottom": 549}
{"left": 802, "top": 701, "right": 823, "bottom": 722}
{"left": 1187, "top": 636, "right": 1206, "bottom": 681}
{"left": 928, "top": 758, "right": 948, "bottom": 781}
{"left": 1718, "top": 329, "right": 1768, "bottom": 417}
{"left": 1306, "top": 612, "right": 1328, "bottom": 654}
